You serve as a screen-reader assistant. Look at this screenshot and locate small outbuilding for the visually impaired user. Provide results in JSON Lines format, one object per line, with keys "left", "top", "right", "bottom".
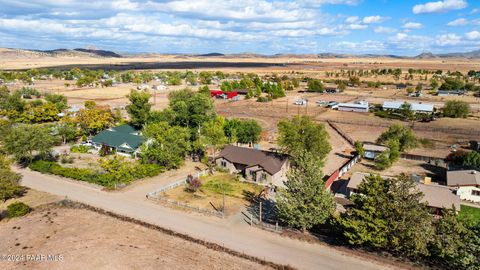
{"left": 363, "top": 144, "right": 388, "bottom": 159}
{"left": 338, "top": 101, "right": 369, "bottom": 113}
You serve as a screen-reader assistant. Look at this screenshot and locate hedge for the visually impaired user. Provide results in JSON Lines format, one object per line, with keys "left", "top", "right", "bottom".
{"left": 29, "top": 160, "right": 163, "bottom": 189}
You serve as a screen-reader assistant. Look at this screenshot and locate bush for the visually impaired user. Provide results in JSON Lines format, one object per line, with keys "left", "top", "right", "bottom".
{"left": 70, "top": 145, "right": 90, "bottom": 153}
{"left": 7, "top": 202, "right": 30, "bottom": 218}
{"left": 185, "top": 175, "right": 202, "bottom": 193}
{"left": 29, "top": 160, "right": 163, "bottom": 189}
{"left": 256, "top": 96, "right": 271, "bottom": 103}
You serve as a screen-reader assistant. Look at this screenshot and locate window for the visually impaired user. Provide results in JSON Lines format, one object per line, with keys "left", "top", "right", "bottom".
{"left": 220, "top": 161, "right": 227, "bottom": 167}
{"left": 472, "top": 190, "right": 480, "bottom": 196}
{"left": 261, "top": 173, "right": 267, "bottom": 180}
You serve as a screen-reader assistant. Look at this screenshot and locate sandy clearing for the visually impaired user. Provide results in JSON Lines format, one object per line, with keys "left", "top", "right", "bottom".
{"left": 0, "top": 207, "right": 274, "bottom": 270}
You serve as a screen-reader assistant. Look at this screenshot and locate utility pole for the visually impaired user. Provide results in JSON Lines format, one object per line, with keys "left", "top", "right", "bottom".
{"left": 305, "top": 100, "right": 308, "bottom": 115}
{"left": 259, "top": 200, "right": 262, "bottom": 226}
{"left": 286, "top": 98, "right": 288, "bottom": 113}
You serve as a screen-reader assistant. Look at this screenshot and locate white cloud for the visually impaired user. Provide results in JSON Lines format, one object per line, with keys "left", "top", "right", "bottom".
{"left": 447, "top": 18, "right": 467, "bottom": 26}
{"left": 412, "top": 0, "right": 467, "bottom": 14}
{"left": 345, "top": 16, "right": 359, "bottom": 23}
{"left": 403, "top": 22, "right": 423, "bottom": 29}
{"left": 362, "top": 15, "right": 386, "bottom": 24}
{"left": 331, "top": 40, "right": 385, "bottom": 52}
{"left": 348, "top": 24, "right": 368, "bottom": 30}
{"left": 465, "top": 31, "right": 480, "bottom": 40}
{"left": 436, "top": 33, "right": 462, "bottom": 46}
{"left": 374, "top": 26, "right": 396, "bottom": 33}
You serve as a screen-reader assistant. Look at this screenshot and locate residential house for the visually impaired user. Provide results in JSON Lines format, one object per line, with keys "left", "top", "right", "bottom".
{"left": 447, "top": 170, "right": 480, "bottom": 202}
{"left": 346, "top": 172, "right": 461, "bottom": 213}
{"left": 382, "top": 101, "right": 434, "bottom": 113}
{"left": 363, "top": 144, "right": 388, "bottom": 160}
{"left": 337, "top": 101, "right": 369, "bottom": 113}
{"left": 90, "top": 124, "right": 144, "bottom": 156}
{"left": 215, "top": 145, "right": 289, "bottom": 187}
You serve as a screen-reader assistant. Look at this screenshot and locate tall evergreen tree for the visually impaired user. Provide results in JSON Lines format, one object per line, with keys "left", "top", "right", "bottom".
{"left": 276, "top": 152, "right": 334, "bottom": 231}
{"left": 126, "top": 90, "right": 151, "bottom": 128}
{"left": 341, "top": 174, "right": 434, "bottom": 258}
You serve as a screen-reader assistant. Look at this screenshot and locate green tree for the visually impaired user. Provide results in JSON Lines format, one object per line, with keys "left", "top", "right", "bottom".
{"left": 341, "top": 174, "right": 434, "bottom": 258}
{"left": 430, "top": 78, "right": 439, "bottom": 89}
{"left": 275, "top": 152, "right": 335, "bottom": 231}
{"left": 431, "top": 209, "right": 480, "bottom": 270}
{"left": 277, "top": 116, "right": 331, "bottom": 160}
{"left": 377, "top": 124, "right": 417, "bottom": 151}
{"left": 354, "top": 140, "right": 364, "bottom": 158}
{"left": 74, "top": 107, "right": 114, "bottom": 135}
{"left": 3, "top": 124, "right": 56, "bottom": 162}
{"left": 307, "top": 79, "right": 324, "bottom": 92}
{"left": 45, "top": 93, "right": 68, "bottom": 111}
{"left": 141, "top": 122, "right": 191, "bottom": 169}
{"left": 200, "top": 116, "right": 227, "bottom": 160}
{"left": 236, "top": 119, "right": 262, "bottom": 145}
{"left": 443, "top": 100, "right": 470, "bottom": 118}
{"left": 399, "top": 102, "right": 415, "bottom": 120}
{"left": 0, "top": 155, "right": 24, "bottom": 201}
{"left": 168, "top": 89, "right": 215, "bottom": 130}
{"left": 56, "top": 123, "right": 78, "bottom": 144}
{"left": 126, "top": 90, "right": 151, "bottom": 128}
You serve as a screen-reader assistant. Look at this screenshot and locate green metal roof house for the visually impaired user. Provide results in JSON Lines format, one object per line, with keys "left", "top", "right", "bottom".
{"left": 90, "top": 124, "right": 144, "bottom": 154}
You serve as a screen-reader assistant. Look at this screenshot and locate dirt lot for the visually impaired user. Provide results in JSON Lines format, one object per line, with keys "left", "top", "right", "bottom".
{"left": 0, "top": 206, "right": 274, "bottom": 270}
{"left": 348, "top": 159, "right": 447, "bottom": 183}
{"left": 0, "top": 189, "right": 60, "bottom": 212}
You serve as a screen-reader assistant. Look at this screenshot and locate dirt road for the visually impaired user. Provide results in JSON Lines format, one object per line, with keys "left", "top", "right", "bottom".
{"left": 16, "top": 168, "right": 397, "bottom": 270}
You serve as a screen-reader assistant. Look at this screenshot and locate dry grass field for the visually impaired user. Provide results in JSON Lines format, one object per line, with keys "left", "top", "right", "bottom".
{"left": 2, "top": 50, "right": 479, "bottom": 166}
{"left": 0, "top": 206, "right": 274, "bottom": 270}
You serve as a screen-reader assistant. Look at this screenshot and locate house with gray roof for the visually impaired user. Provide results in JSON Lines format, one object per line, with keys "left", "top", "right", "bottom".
{"left": 346, "top": 172, "right": 461, "bottom": 213}
{"left": 90, "top": 124, "right": 144, "bottom": 156}
{"left": 215, "top": 145, "right": 289, "bottom": 187}
{"left": 447, "top": 170, "right": 480, "bottom": 202}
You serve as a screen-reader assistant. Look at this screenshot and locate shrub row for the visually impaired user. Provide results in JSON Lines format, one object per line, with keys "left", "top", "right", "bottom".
{"left": 29, "top": 160, "right": 162, "bottom": 189}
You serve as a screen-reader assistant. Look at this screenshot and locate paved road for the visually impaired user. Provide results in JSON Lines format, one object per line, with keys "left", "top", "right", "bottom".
{"left": 17, "top": 168, "right": 396, "bottom": 270}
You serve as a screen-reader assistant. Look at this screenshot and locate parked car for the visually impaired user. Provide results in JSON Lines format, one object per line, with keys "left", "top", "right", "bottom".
{"left": 294, "top": 99, "right": 307, "bottom": 105}
{"left": 316, "top": 100, "right": 328, "bottom": 107}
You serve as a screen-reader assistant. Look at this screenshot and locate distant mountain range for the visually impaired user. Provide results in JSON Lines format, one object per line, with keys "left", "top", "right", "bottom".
{"left": 37, "top": 48, "right": 123, "bottom": 58}
{"left": 2, "top": 47, "right": 480, "bottom": 59}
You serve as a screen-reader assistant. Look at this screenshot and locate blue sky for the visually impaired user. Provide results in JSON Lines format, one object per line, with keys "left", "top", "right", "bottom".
{"left": 0, "top": 0, "right": 479, "bottom": 55}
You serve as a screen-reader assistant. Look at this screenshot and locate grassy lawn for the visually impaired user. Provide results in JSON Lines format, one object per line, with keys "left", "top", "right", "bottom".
{"left": 163, "top": 173, "right": 263, "bottom": 216}
{"left": 459, "top": 204, "right": 480, "bottom": 226}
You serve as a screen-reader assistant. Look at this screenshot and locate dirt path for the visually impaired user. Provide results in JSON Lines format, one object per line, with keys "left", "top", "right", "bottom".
{"left": 0, "top": 207, "right": 275, "bottom": 270}
{"left": 16, "top": 168, "right": 399, "bottom": 270}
